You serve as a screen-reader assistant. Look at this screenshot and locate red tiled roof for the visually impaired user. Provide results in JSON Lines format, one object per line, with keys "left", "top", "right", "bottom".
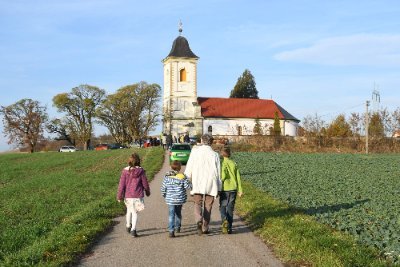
{"left": 197, "top": 97, "right": 299, "bottom": 121}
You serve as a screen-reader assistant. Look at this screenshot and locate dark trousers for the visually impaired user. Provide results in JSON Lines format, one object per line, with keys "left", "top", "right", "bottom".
{"left": 219, "top": 191, "right": 237, "bottom": 230}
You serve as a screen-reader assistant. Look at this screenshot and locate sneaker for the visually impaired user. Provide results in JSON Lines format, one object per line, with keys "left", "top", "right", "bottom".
{"left": 126, "top": 225, "right": 131, "bottom": 233}
{"left": 131, "top": 230, "right": 138, "bottom": 237}
{"left": 228, "top": 229, "right": 232, "bottom": 234}
{"left": 169, "top": 232, "right": 175, "bottom": 238}
{"left": 202, "top": 230, "right": 210, "bottom": 234}
{"left": 222, "top": 220, "right": 228, "bottom": 234}
{"left": 176, "top": 227, "right": 181, "bottom": 233}
{"left": 197, "top": 221, "right": 203, "bottom": 236}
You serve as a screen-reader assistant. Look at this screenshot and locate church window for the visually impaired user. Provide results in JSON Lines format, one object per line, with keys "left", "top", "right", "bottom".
{"left": 180, "top": 68, "right": 187, "bottom": 82}
{"left": 208, "top": 125, "right": 212, "bottom": 134}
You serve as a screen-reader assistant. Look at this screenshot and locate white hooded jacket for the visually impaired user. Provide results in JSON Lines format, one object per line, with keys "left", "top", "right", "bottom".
{"left": 184, "top": 145, "right": 221, "bottom": 197}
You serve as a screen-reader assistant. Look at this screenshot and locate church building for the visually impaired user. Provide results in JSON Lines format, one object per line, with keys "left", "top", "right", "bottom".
{"left": 162, "top": 27, "right": 300, "bottom": 140}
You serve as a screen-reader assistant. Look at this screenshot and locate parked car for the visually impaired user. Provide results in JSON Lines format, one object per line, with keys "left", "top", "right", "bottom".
{"left": 95, "top": 144, "right": 109, "bottom": 151}
{"left": 108, "top": 143, "right": 128, "bottom": 149}
{"left": 59, "top": 146, "right": 77, "bottom": 152}
{"left": 169, "top": 143, "right": 191, "bottom": 164}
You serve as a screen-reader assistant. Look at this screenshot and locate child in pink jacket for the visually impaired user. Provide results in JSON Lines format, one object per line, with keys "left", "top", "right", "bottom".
{"left": 117, "top": 153, "right": 150, "bottom": 237}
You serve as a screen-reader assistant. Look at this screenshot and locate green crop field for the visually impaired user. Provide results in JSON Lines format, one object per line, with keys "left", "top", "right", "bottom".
{"left": 233, "top": 152, "right": 400, "bottom": 264}
{"left": 0, "top": 147, "right": 164, "bottom": 266}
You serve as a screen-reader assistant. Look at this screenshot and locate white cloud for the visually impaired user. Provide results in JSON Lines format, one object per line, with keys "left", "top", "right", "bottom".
{"left": 274, "top": 34, "right": 400, "bottom": 66}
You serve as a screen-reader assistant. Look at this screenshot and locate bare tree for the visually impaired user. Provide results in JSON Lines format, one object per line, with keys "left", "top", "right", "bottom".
{"left": 391, "top": 107, "right": 400, "bottom": 136}
{"left": 379, "top": 108, "right": 392, "bottom": 137}
{"left": 348, "top": 112, "right": 362, "bottom": 137}
{"left": 0, "top": 99, "right": 48, "bottom": 153}
{"left": 302, "top": 113, "right": 325, "bottom": 137}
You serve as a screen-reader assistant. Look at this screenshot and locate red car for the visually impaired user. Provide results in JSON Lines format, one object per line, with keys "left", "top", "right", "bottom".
{"left": 95, "top": 144, "right": 109, "bottom": 151}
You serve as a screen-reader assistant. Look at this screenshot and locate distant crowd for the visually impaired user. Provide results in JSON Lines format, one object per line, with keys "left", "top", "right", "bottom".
{"left": 135, "top": 132, "right": 192, "bottom": 149}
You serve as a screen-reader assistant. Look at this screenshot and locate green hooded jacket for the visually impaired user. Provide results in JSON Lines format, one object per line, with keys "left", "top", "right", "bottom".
{"left": 221, "top": 157, "right": 243, "bottom": 193}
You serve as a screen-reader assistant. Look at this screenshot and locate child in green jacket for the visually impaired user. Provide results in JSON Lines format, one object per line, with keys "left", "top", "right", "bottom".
{"left": 219, "top": 146, "right": 243, "bottom": 234}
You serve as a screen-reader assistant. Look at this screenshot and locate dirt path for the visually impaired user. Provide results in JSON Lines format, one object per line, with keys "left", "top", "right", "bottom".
{"left": 78, "top": 152, "right": 283, "bottom": 267}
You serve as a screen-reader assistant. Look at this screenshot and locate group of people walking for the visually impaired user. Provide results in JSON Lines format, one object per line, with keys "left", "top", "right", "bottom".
{"left": 161, "top": 132, "right": 190, "bottom": 150}
{"left": 117, "top": 134, "right": 243, "bottom": 238}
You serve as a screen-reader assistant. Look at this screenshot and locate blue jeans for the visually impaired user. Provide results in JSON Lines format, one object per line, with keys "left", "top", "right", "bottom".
{"left": 168, "top": 205, "right": 182, "bottom": 232}
{"left": 219, "top": 191, "right": 237, "bottom": 230}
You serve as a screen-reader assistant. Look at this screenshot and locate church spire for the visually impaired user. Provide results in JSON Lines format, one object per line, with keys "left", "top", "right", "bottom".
{"left": 178, "top": 20, "right": 183, "bottom": 35}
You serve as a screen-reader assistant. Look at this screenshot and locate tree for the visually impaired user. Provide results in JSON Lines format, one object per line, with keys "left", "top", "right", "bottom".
{"left": 348, "top": 112, "right": 362, "bottom": 137}
{"left": 230, "top": 69, "right": 259, "bottom": 99}
{"left": 46, "top": 118, "right": 75, "bottom": 145}
{"left": 326, "top": 114, "right": 352, "bottom": 137}
{"left": 297, "top": 126, "right": 305, "bottom": 137}
{"left": 302, "top": 113, "right": 325, "bottom": 137}
{"left": 97, "top": 82, "right": 161, "bottom": 142}
{"left": 53, "top": 84, "right": 106, "bottom": 150}
{"left": 0, "top": 98, "right": 48, "bottom": 153}
{"left": 391, "top": 107, "right": 400, "bottom": 136}
{"left": 273, "top": 111, "right": 281, "bottom": 136}
{"left": 96, "top": 92, "right": 129, "bottom": 144}
{"left": 368, "top": 112, "right": 384, "bottom": 138}
{"left": 379, "top": 108, "right": 392, "bottom": 137}
{"left": 253, "top": 118, "right": 263, "bottom": 135}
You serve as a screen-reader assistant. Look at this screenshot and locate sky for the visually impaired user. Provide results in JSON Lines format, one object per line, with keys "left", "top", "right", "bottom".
{"left": 1, "top": 0, "right": 400, "bottom": 151}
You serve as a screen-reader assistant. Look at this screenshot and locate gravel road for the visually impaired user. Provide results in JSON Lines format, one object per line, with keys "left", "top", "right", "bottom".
{"left": 78, "top": 152, "right": 283, "bottom": 267}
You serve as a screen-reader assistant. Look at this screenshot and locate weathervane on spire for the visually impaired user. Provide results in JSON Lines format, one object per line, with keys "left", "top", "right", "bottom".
{"left": 178, "top": 20, "right": 183, "bottom": 35}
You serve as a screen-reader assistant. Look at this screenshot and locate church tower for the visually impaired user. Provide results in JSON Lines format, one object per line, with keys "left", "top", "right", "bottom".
{"left": 162, "top": 23, "right": 201, "bottom": 138}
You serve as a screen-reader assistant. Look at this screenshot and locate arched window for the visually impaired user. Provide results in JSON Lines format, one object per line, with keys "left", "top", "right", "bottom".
{"left": 180, "top": 68, "right": 186, "bottom": 82}
{"left": 208, "top": 125, "right": 212, "bottom": 134}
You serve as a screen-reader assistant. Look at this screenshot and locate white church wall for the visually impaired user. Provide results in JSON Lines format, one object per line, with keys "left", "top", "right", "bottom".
{"left": 170, "top": 120, "right": 197, "bottom": 140}
{"left": 203, "top": 118, "right": 298, "bottom": 137}
{"left": 284, "top": 121, "right": 299, "bottom": 136}
{"left": 163, "top": 64, "right": 171, "bottom": 113}
{"left": 171, "top": 99, "right": 195, "bottom": 118}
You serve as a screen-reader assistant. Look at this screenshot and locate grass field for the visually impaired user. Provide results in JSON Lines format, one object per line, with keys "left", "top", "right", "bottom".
{"left": 234, "top": 152, "right": 399, "bottom": 266}
{"left": 0, "top": 147, "right": 164, "bottom": 266}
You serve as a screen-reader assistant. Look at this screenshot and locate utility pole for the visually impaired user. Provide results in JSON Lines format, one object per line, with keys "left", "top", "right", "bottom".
{"left": 365, "top": 100, "right": 370, "bottom": 154}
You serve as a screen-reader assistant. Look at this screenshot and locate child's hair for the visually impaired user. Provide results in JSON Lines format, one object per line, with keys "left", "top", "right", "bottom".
{"left": 128, "top": 153, "right": 141, "bottom": 169}
{"left": 221, "top": 146, "right": 231, "bottom": 158}
{"left": 170, "top": 160, "right": 182, "bottom": 171}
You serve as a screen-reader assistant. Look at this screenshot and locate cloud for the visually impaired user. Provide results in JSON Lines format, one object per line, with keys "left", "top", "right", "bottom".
{"left": 274, "top": 34, "right": 400, "bottom": 66}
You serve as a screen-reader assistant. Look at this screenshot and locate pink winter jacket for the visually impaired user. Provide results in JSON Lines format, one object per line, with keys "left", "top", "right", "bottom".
{"left": 117, "top": 166, "right": 150, "bottom": 200}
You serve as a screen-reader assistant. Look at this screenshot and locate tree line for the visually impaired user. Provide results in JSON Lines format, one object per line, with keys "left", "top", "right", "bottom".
{"left": 1, "top": 67, "right": 257, "bottom": 153}
{"left": 0, "top": 82, "right": 161, "bottom": 153}
{"left": 300, "top": 109, "right": 400, "bottom": 138}
{"left": 2, "top": 68, "right": 399, "bottom": 153}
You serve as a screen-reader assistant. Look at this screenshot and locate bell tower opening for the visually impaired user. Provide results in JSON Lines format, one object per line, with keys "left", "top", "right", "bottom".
{"left": 180, "top": 68, "right": 186, "bottom": 82}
